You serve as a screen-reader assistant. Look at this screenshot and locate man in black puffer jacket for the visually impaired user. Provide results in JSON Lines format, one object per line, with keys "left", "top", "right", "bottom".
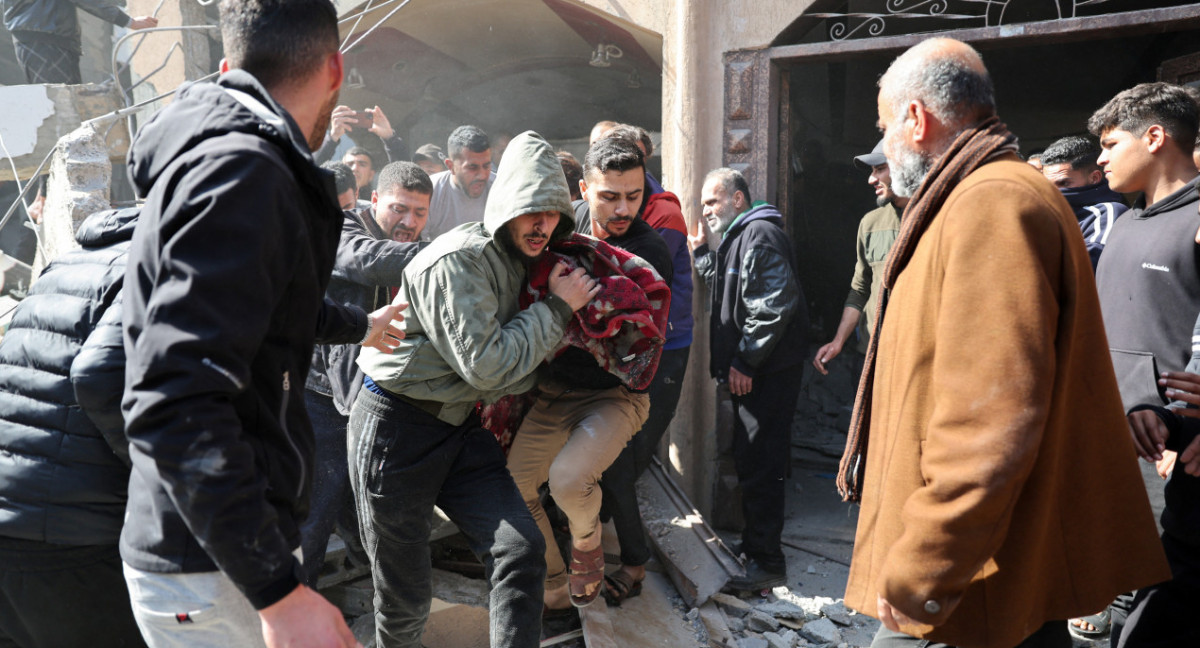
{"left": 0, "top": 207, "right": 146, "bottom": 648}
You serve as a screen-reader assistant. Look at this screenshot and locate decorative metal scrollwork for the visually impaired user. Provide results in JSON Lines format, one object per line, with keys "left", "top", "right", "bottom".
{"left": 809, "top": 0, "right": 1116, "bottom": 42}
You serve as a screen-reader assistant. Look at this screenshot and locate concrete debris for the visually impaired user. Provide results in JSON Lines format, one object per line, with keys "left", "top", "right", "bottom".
{"left": 712, "top": 592, "right": 753, "bottom": 618}
{"left": 763, "top": 630, "right": 795, "bottom": 648}
{"left": 724, "top": 591, "right": 880, "bottom": 648}
{"left": 819, "top": 601, "right": 854, "bottom": 626}
{"left": 753, "top": 600, "right": 809, "bottom": 621}
{"left": 799, "top": 618, "right": 842, "bottom": 645}
{"left": 738, "top": 637, "right": 769, "bottom": 648}
{"left": 771, "top": 590, "right": 837, "bottom": 618}
{"left": 746, "top": 610, "right": 781, "bottom": 633}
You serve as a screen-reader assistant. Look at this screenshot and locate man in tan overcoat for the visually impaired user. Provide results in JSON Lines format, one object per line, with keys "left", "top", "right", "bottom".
{"left": 837, "top": 37, "right": 1171, "bottom": 648}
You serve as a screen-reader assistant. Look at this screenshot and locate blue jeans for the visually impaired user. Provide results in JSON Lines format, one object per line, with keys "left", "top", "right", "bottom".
{"left": 347, "top": 389, "right": 546, "bottom": 648}
{"left": 599, "top": 346, "right": 691, "bottom": 566}
{"left": 299, "top": 390, "right": 361, "bottom": 587}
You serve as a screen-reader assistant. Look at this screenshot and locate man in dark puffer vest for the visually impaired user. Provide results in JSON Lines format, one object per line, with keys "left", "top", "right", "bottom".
{"left": 0, "top": 207, "right": 147, "bottom": 647}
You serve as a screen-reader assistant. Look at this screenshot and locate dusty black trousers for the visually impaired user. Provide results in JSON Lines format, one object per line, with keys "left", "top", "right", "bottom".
{"left": 0, "top": 537, "right": 146, "bottom": 648}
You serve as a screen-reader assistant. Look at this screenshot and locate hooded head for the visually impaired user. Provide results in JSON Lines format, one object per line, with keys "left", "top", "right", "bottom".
{"left": 484, "top": 131, "right": 574, "bottom": 259}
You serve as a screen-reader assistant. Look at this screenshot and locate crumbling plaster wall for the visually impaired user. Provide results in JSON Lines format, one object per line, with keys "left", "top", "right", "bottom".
{"left": 32, "top": 124, "right": 113, "bottom": 275}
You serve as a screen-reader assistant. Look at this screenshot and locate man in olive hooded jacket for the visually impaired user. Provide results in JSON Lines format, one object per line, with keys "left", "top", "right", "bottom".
{"left": 350, "top": 131, "right": 599, "bottom": 648}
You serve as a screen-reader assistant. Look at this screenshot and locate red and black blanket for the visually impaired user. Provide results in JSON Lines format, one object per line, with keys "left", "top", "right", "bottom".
{"left": 480, "top": 233, "right": 671, "bottom": 452}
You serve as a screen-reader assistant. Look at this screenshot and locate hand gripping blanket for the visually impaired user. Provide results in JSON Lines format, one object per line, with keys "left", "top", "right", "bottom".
{"left": 480, "top": 233, "right": 671, "bottom": 452}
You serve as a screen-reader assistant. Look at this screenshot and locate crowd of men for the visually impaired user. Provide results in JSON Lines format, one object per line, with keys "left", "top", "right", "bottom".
{"left": 0, "top": 2, "right": 1197, "bottom": 648}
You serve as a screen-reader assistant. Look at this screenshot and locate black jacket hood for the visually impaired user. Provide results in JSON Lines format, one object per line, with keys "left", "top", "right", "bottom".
{"left": 719, "top": 203, "right": 784, "bottom": 252}
{"left": 74, "top": 207, "right": 140, "bottom": 249}
{"left": 128, "top": 70, "right": 317, "bottom": 200}
{"left": 1137, "top": 175, "right": 1200, "bottom": 219}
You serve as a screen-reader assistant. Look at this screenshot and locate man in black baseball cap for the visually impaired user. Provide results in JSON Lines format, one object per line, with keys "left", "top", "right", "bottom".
{"left": 812, "top": 140, "right": 906, "bottom": 374}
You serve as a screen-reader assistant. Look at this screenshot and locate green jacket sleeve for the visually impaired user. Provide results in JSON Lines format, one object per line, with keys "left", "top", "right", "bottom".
{"left": 845, "top": 219, "right": 871, "bottom": 312}
{"left": 414, "top": 254, "right": 571, "bottom": 394}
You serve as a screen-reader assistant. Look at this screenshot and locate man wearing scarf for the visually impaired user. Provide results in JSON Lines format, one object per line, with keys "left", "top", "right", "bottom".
{"left": 837, "top": 38, "right": 1169, "bottom": 648}
{"left": 1039, "top": 135, "right": 1128, "bottom": 271}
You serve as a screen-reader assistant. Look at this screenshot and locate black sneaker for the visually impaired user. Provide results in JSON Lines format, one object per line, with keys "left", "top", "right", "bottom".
{"left": 724, "top": 558, "right": 787, "bottom": 592}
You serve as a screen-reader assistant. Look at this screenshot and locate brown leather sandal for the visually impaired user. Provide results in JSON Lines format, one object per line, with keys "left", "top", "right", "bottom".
{"left": 568, "top": 544, "right": 605, "bottom": 608}
{"left": 602, "top": 570, "right": 644, "bottom": 607}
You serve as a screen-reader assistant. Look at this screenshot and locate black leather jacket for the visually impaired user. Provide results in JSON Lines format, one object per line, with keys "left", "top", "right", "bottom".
{"left": 307, "top": 207, "right": 423, "bottom": 414}
{"left": 693, "top": 203, "right": 808, "bottom": 379}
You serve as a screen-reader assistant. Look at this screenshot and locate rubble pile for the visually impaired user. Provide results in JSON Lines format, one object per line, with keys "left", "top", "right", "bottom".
{"left": 793, "top": 356, "right": 860, "bottom": 459}
{"left": 711, "top": 589, "right": 880, "bottom": 648}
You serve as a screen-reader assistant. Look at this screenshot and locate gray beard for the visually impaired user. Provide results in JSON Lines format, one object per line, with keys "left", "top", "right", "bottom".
{"left": 889, "top": 146, "right": 933, "bottom": 199}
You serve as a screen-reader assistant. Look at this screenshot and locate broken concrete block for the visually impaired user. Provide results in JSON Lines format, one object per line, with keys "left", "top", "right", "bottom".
{"left": 771, "top": 591, "right": 836, "bottom": 618}
{"left": 746, "top": 609, "right": 781, "bottom": 633}
{"left": 820, "top": 601, "right": 853, "bottom": 626}
{"left": 35, "top": 123, "right": 112, "bottom": 274}
{"left": 763, "top": 630, "right": 796, "bottom": 648}
{"left": 800, "top": 618, "right": 843, "bottom": 645}
{"left": 754, "top": 599, "right": 808, "bottom": 621}
{"left": 712, "top": 592, "right": 753, "bottom": 618}
{"left": 738, "top": 637, "right": 769, "bottom": 648}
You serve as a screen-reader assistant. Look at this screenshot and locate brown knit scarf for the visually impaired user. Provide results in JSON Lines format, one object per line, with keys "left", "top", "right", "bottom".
{"left": 836, "top": 116, "right": 1019, "bottom": 502}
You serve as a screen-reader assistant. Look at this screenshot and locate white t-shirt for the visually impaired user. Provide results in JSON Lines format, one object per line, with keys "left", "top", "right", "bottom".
{"left": 424, "top": 170, "right": 496, "bottom": 241}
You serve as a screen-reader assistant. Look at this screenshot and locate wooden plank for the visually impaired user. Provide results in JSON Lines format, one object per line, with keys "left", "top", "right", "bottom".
{"left": 579, "top": 597, "right": 619, "bottom": 648}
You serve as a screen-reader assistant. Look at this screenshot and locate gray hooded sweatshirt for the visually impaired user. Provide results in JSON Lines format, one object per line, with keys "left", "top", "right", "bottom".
{"left": 357, "top": 131, "right": 575, "bottom": 425}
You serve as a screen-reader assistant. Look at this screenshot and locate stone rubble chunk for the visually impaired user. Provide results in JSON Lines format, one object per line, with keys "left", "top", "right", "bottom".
{"left": 728, "top": 616, "right": 746, "bottom": 633}
{"left": 800, "top": 618, "right": 843, "bottom": 645}
{"left": 712, "top": 591, "right": 754, "bottom": 618}
{"left": 820, "top": 601, "right": 854, "bottom": 626}
{"left": 780, "top": 629, "right": 800, "bottom": 645}
{"left": 738, "top": 637, "right": 769, "bottom": 648}
{"left": 746, "top": 609, "right": 782, "bottom": 633}
{"left": 754, "top": 599, "right": 808, "bottom": 620}
{"left": 763, "top": 630, "right": 796, "bottom": 648}
{"left": 769, "top": 590, "right": 836, "bottom": 618}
